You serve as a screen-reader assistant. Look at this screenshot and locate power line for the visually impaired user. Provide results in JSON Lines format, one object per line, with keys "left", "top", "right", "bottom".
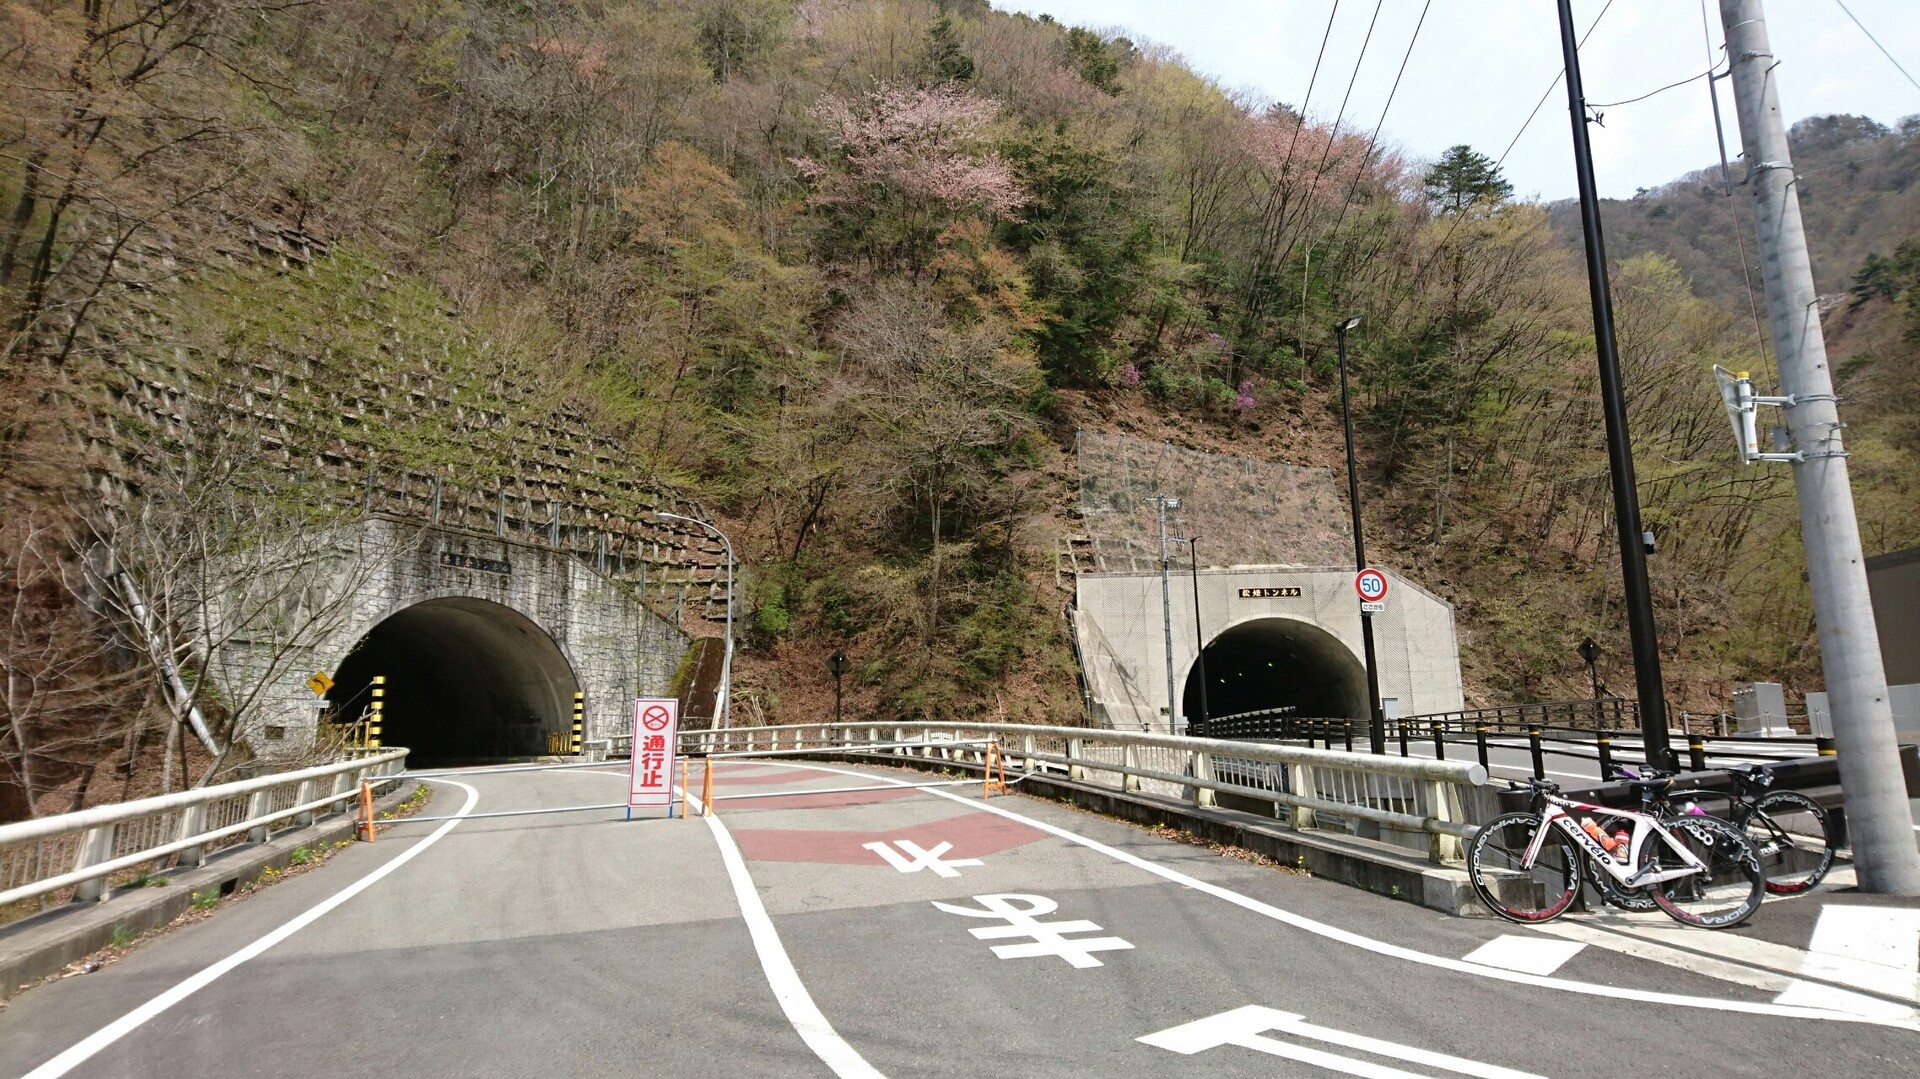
{"left": 1833, "top": 0, "right": 1920, "bottom": 97}
{"left": 1588, "top": 64, "right": 1720, "bottom": 110}
{"left": 1274, "top": 1, "right": 1342, "bottom": 184}
{"left": 1310, "top": 0, "right": 1385, "bottom": 180}
{"left": 1323, "top": 0, "right": 1433, "bottom": 278}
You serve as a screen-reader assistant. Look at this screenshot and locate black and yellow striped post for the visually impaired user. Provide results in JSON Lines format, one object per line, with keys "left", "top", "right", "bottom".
{"left": 368, "top": 675, "right": 385, "bottom": 749}
{"left": 1816, "top": 736, "right": 1837, "bottom": 757}
{"left": 570, "top": 692, "right": 585, "bottom": 755}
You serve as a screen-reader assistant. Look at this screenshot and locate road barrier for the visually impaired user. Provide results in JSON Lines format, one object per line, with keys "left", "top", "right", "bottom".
{"left": 0, "top": 750, "right": 408, "bottom": 912}
{"left": 679, "top": 722, "right": 1487, "bottom": 863}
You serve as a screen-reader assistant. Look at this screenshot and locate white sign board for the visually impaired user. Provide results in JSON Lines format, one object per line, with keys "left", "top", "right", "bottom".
{"left": 1359, "top": 600, "right": 1386, "bottom": 614}
{"left": 628, "top": 698, "right": 681, "bottom": 811}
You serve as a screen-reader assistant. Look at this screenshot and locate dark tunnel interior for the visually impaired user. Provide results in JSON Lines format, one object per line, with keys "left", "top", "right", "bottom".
{"left": 1183, "top": 617, "right": 1368, "bottom": 724}
{"left": 325, "top": 597, "right": 578, "bottom": 764}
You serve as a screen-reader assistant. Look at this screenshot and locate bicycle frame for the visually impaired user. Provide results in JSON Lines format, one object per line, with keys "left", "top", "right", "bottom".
{"left": 1524, "top": 792, "right": 1707, "bottom": 887}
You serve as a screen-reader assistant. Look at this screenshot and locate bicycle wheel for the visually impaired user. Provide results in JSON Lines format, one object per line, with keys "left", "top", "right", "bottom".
{"left": 1468, "top": 812, "right": 1581, "bottom": 923}
{"left": 1739, "top": 790, "right": 1834, "bottom": 895}
{"left": 1639, "top": 814, "right": 1763, "bottom": 928}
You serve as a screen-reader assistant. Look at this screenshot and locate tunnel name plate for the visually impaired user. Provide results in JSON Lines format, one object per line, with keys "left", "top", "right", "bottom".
{"left": 440, "top": 551, "right": 512, "bottom": 575}
{"left": 1237, "top": 587, "right": 1303, "bottom": 599}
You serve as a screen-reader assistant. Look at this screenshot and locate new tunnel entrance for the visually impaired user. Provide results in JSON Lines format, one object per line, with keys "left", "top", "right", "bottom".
{"left": 1183, "top": 617, "right": 1368, "bottom": 725}
{"left": 325, "top": 598, "right": 579, "bottom": 764}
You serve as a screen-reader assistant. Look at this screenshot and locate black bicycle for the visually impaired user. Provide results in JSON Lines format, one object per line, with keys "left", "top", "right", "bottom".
{"left": 1609, "top": 764, "right": 1834, "bottom": 897}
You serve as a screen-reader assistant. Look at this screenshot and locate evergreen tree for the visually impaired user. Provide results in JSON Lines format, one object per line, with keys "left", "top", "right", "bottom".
{"left": 1423, "top": 145, "right": 1513, "bottom": 214}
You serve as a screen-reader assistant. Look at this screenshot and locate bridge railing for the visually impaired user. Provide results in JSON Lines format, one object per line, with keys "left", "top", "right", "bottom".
{"left": 680, "top": 722, "right": 1487, "bottom": 864}
{"left": 0, "top": 750, "right": 408, "bottom": 914}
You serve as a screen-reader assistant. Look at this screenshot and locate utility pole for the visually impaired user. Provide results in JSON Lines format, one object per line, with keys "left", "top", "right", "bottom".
{"left": 1156, "top": 495, "right": 1181, "bottom": 734}
{"left": 1556, "top": 0, "right": 1675, "bottom": 771}
{"left": 1719, "top": 0, "right": 1920, "bottom": 893}
{"left": 1187, "top": 536, "right": 1210, "bottom": 733}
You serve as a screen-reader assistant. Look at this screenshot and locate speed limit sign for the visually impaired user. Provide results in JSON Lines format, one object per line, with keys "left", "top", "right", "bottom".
{"left": 1355, "top": 568, "right": 1389, "bottom": 608}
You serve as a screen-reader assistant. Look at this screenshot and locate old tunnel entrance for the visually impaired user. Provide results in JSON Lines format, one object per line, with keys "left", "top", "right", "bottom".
{"left": 1183, "top": 616, "right": 1368, "bottom": 725}
{"left": 326, "top": 597, "right": 579, "bottom": 764}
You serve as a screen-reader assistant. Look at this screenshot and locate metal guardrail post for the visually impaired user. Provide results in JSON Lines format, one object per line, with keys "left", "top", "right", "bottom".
{"left": 1397, "top": 719, "right": 1409, "bottom": 757}
{"left": 1422, "top": 780, "right": 1464, "bottom": 863}
{"left": 1192, "top": 751, "right": 1215, "bottom": 808}
{"left": 1688, "top": 735, "right": 1708, "bottom": 773}
{"left": 1475, "top": 724, "right": 1489, "bottom": 770}
{"left": 1291, "top": 765, "right": 1316, "bottom": 830}
{"left": 294, "top": 779, "right": 319, "bottom": 827}
{"left": 1596, "top": 733, "right": 1613, "bottom": 778}
{"left": 1343, "top": 721, "right": 1353, "bottom": 752}
{"left": 1022, "top": 734, "right": 1036, "bottom": 773}
{"left": 245, "top": 789, "right": 274, "bottom": 844}
{"left": 1430, "top": 720, "right": 1445, "bottom": 761}
{"left": 1816, "top": 736, "right": 1836, "bottom": 757}
{"left": 1122, "top": 745, "right": 1142, "bottom": 792}
{"left": 1067, "top": 738, "right": 1085, "bottom": 780}
{"left": 1528, "top": 727, "right": 1545, "bottom": 780}
{"left": 71, "top": 825, "right": 117, "bottom": 902}
{"left": 174, "top": 803, "right": 208, "bottom": 868}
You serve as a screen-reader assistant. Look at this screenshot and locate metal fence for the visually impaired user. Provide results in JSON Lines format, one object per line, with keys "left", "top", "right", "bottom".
{"left": 679, "top": 722, "right": 1487, "bottom": 864}
{"left": 0, "top": 750, "right": 408, "bottom": 912}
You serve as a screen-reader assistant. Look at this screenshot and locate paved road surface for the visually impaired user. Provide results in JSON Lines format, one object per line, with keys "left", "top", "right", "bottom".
{"left": 3, "top": 759, "right": 1917, "bottom": 1078}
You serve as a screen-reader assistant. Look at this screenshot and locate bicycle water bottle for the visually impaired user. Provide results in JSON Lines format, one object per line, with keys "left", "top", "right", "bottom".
{"left": 1580, "top": 817, "right": 1617, "bottom": 851}
{"left": 1612, "top": 830, "right": 1630, "bottom": 860}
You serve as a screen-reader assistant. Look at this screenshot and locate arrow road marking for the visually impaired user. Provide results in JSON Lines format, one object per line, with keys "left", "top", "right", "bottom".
{"left": 932, "top": 893, "right": 1134, "bottom": 968}
{"left": 863, "top": 838, "right": 983, "bottom": 877}
{"left": 1139, "top": 1005, "right": 1545, "bottom": 1079}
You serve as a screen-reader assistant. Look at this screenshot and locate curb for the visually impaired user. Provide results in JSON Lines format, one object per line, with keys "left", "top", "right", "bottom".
{"left": 0, "top": 777, "right": 416, "bottom": 1000}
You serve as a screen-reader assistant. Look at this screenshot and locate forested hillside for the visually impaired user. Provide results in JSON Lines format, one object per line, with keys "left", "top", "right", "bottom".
{"left": 5, "top": 0, "right": 1914, "bottom": 780}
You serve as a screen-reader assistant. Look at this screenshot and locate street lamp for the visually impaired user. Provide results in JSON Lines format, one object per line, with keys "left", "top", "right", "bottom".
{"left": 1578, "top": 636, "right": 1601, "bottom": 726}
{"left": 657, "top": 510, "right": 734, "bottom": 730}
{"left": 1154, "top": 494, "right": 1181, "bottom": 733}
{"left": 1335, "top": 314, "right": 1387, "bottom": 754}
{"left": 1187, "top": 535, "right": 1210, "bottom": 733}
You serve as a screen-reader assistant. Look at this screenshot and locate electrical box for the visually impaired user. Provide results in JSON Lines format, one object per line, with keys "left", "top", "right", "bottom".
{"left": 1731, "top": 681, "right": 1792, "bottom": 737}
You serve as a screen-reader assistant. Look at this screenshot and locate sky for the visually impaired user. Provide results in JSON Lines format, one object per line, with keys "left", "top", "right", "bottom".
{"left": 993, "top": 0, "right": 1920, "bottom": 202}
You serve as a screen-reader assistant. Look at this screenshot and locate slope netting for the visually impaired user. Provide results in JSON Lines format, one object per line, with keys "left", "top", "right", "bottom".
{"left": 1074, "top": 432, "right": 1353, "bottom": 572}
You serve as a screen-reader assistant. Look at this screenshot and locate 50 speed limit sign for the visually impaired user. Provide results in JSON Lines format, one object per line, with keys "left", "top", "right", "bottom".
{"left": 1355, "top": 568, "right": 1388, "bottom": 612}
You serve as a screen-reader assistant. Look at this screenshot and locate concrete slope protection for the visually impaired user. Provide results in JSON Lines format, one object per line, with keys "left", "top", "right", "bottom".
{"left": 1, "top": 760, "right": 1914, "bottom": 1079}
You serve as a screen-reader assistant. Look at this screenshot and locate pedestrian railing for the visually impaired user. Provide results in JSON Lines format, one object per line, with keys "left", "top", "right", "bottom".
{"left": 679, "top": 722, "right": 1487, "bottom": 863}
{"left": 0, "top": 750, "right": 408, "bottom": 913}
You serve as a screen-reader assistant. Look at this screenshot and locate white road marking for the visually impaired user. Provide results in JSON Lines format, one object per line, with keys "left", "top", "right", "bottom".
{"left": 1776, "top": 905, "right": 1920, "bottom": 1006}
{"left": 684, "top": 785, "right": 887, "bottom": 1079}
{"left": 863, "top": 839, "right": 982, "bottom": 877}
{"left": 1139, "top": 1004, "right": 1543, "bottom": 1079}
{"left": 1461, "top": 935, "right": 1586, "bottom": 976}
{"left": 931, "top": 893, "right": 1134, "bottom": 967}
{"left": 752, "top": 759, "right": 1918, "bottom": 1027}
{"left": 22, "top": 779, "right": 482, "bottom": 1079}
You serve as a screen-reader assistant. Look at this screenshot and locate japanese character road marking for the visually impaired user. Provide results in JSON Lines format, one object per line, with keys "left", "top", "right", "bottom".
{"left": 863, "top": 839, "right": 984, "bottom": 878}
{"left": 931, "top": 893, "right": 1133, "bottom": 968}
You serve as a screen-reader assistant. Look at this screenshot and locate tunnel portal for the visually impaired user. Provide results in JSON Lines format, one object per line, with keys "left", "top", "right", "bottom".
{"left": 1183, "top": 616, "right": 1368, "bottom": 724}
{"left": 326, "top": 597, "right": 579, "bottom": 764}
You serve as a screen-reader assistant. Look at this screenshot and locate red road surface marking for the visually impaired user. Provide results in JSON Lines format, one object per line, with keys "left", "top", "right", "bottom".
{"left": 732, "top": 812, "right": 1045, "bottom": 864}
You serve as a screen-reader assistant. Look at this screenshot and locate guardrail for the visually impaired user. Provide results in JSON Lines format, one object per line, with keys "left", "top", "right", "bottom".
{"left": 679, "top": 722, "right": 1487, "bottom": 863}
{"left": 0, "top": 750, "right": 408, "bottom": 912}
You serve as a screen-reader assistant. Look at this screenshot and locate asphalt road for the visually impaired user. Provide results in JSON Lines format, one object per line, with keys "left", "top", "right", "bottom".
{"left": 3, "top": 758, "right": 1916, "bottom": 1078}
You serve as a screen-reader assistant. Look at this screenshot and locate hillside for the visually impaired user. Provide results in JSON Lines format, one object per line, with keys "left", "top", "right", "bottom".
{"left": 5, "top": 0, "right": 1910, "bottom": 808}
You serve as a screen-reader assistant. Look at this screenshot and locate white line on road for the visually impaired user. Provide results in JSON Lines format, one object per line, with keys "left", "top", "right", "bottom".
{"left": 1140, "top": 1004, "right": 1544, "bottom": 1079}
{"left": 684, "top": 785, "right": 888, "bottom": 1079}
{"left": 1461, "top": 935, "right": 1586, "bottom": 976}
{"left": 22, "top": 779, "right": 482, "bottom": 1079}
{"left": 755, "top": 760, "right": 1917, "bottom": 1028}
{"left": 1776, "top": 905, "right": 1920, "bottom": 1009}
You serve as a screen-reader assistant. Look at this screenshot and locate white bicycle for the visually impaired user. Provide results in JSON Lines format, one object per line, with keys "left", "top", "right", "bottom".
{"left": 1467, "top": 777, "right": 1763, "bottom": 929}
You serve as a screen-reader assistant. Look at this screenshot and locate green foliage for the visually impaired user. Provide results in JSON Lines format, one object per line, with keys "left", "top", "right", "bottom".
{"left": 1062, "top": 27, "right": 1123, "bottom": 95}
{"left": 923, "top": 15, "right": 975, "bottom": 83}
{"left": 1424, "top": 145, "right": 1512, "bottom": 214}
{"left": 192, "top": 890, "right": 220, "bottom": 911}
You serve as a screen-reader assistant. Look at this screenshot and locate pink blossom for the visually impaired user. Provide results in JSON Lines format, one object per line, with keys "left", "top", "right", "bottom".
{"left": 1120, "top": 363, "right": 1141, "bottom": 386}
{"left": 805, "top": 84, "right": 1025, "bottom": 217}
{"left": 1236, "top": 379, "right": 1256, "bottom": 411}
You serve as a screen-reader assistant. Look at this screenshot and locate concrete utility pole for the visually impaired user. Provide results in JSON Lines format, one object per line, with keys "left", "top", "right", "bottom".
{"left": 1720, "top": 0, "right": 1920, "bottom": 893}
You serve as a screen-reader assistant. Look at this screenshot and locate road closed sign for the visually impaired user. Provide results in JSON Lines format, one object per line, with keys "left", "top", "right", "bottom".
{"left": 628, "top": 698, "right": 681, "bottom": 812}
{"left": 1355, "top": 568, "right": 1388, "bottom": 613}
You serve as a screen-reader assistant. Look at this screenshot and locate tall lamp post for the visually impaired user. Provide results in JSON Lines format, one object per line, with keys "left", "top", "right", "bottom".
{"left": 1187, "top": 536, "right": 1210, "bottom": 733}
{"left": 657, "top": 511, "right": 734, "bottom": 730}
{"left": 1335, "top": 315, "right": 1387, "bottom": 754}
{"left": 1154, "top": 494, "right": 1181, "bottom": 733}
{"left": 1578, "top": 636, "right": 1601, "bottom": 727}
